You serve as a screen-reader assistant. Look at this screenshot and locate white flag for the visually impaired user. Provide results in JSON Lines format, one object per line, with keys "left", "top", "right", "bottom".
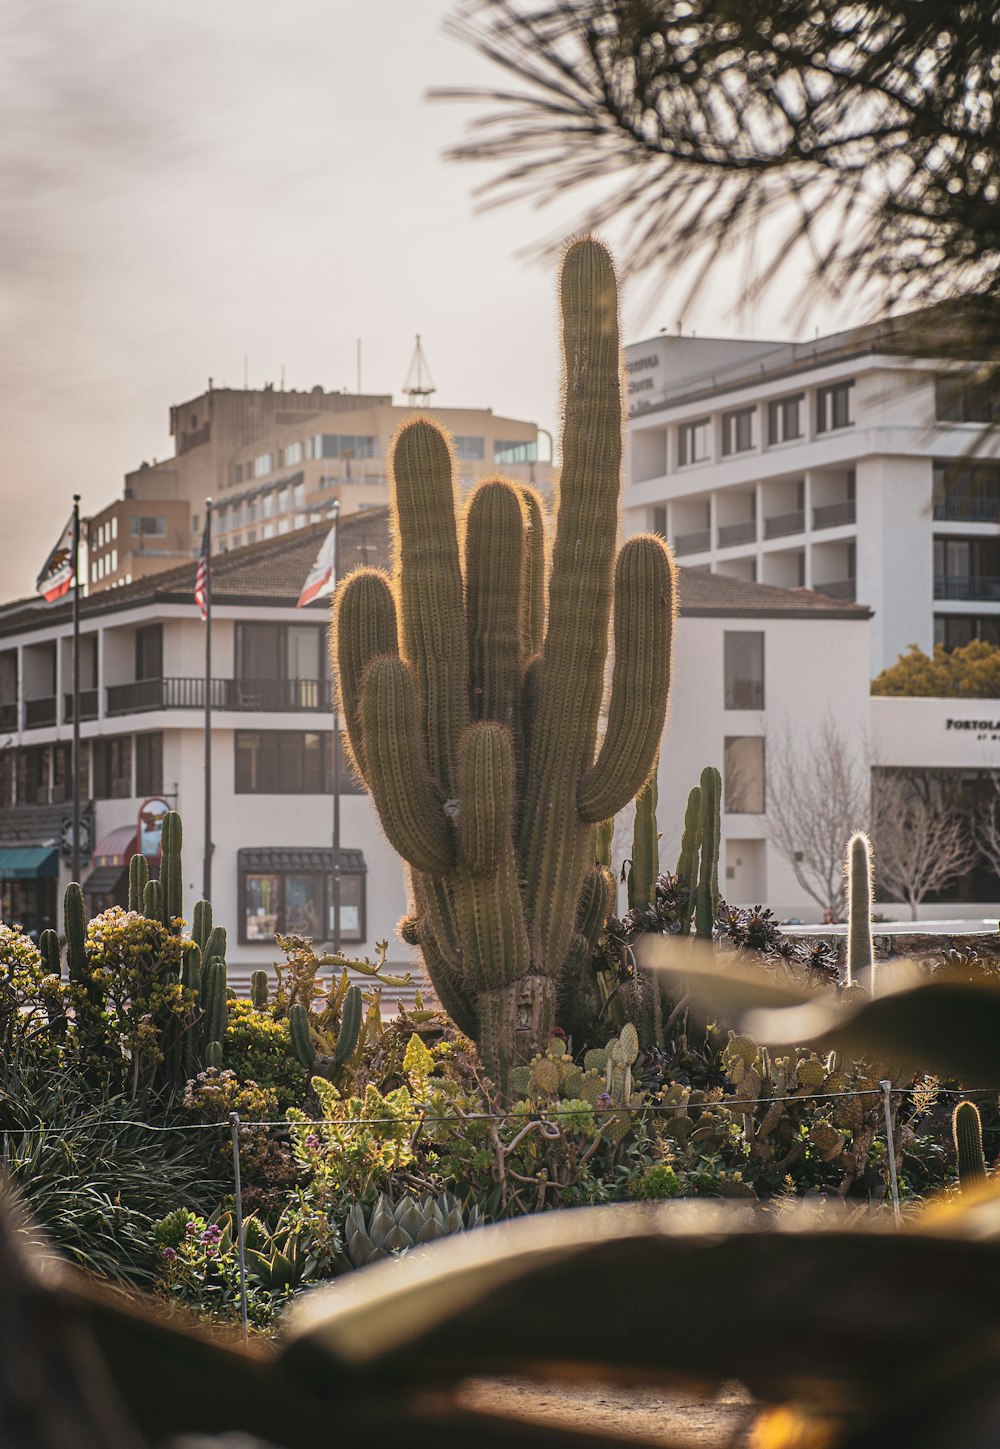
{"left": 297, "top": 518, "right": 337, "bottom": 608}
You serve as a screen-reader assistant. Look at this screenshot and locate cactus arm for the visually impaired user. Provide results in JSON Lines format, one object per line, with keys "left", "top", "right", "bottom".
{"left": 143, "top": 879, "right": 166, "bottom": 927}
{"left": 192, "top": 899, "right": 211, "bottom": 952}
{"left": 675, "top": 784, "right": 703, "bottom": 935}
{"left": 465, "top": 479, "right": 524, "bottom": 733}
{"left": 846, "top": 831, "right": 875, "bottom": 992}
{"left": 359, "top": 656, "right": 455, "bottom": 874}
{"left": 250, "top": 970, "right": 268, "bottom": 1010}
{"left": 128, "top": 855, "right": 149, "bottom": 914}
{"left": 161, "top": 811, "right": 183, "bottom": 926}
{"left": 204, "top": 925, "right": 227, "bottom": 966}
{"left": 595, "top": 819, "right": 614, "bottom": 871}
{"left": 334, "top": 985, "right": 364, "bottom": 1066}
{"left": 578, "top": 536, "right": 675, "bottom": 823}
{"left": 628, "top": 761, "right": 659, "bottom": 912}
{"left": 390, "top": 419, "right": 469, "bottom": 798}
{"left": 520, "top": 239, "right": 623, "bottom": 973}
{"left": 695, "top": 766, "right": 721, "bottom": 939}
{"left": 63, "top": 883, "right": 87, "bottom": 983}
{"left": 577, "top": 865, "right": 614, "bottom": 950}
{"left": 458, "top": 723, "right": 514, "bottom": 876}
{"left": 201, "top": 958, "right": 227, "bottom": 1049}
{"left": 333, "top": 567, "right": 399, "bottom": 779}
{"left": 519, "top": 486, "right": 547, "bottom": 657}
{"left": 413, "top": 902, "right": 478, "bottom": 1039}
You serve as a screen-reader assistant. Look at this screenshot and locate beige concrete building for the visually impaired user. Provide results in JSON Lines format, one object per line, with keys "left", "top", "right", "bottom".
{"left": 88, "top": 383, "right": 555, "bottom": 591}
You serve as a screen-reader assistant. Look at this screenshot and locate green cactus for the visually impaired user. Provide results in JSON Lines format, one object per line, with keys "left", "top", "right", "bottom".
{"left": 289, "top": 1003, "right": 316, "bottom": 1069}
{"left": 953, "top": 1100, "right": 988, "bottom": 1190}
{"left": 182, "top": 945, "right": 202, "bottom": 995}
{"left": 628, "top": 764, "right": 659, "bottom": 912}
{"left": 846, "top": 831, "right": 875, "bottom": 993}
{"left": 675, "top": 784, "right": 703, "bottom": 935}
{"left": 128, "top": 854, "right": 149, "bottom": 913}
{"left": 192, "top": 899, "right": 212, "bottom": 953}
{"left": 695, "top": 765, "right": 721, "bottom": 939}
{"left": 332, "top": 239, "right": 675, "bottom": 1087}
{"left": 159, "top": 811, "right": 183, "bottom": 927}
{"left": 201, "top": 957, "right": 227, "bottom": 1050}
{"left": 143, "top": 878, "right": 166, "bottom": 926}
{"left": 250, "top": 970, "right": 269, "bottom": 1010}
{"left": 204, "top": 1040, "right": 223, "bottom": 1070}
{"left": 333, "top": 984, "right": 363, "bottom": 1066}
{"left": 203, "top": 926, "right": 227, "bottom": 969}
{"left": 63, "top": 882, "right": 87, "bottom": 983}
{"left": 38, "top": 928, "right": 60, "bottom": 977}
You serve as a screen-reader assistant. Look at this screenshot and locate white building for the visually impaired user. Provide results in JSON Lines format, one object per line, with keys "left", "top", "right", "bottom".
{"left": 623, "top": 311, "right": 1000, "bottom": 674}
{"left": 0, "top": 509, "right": 885, "bottom": 955}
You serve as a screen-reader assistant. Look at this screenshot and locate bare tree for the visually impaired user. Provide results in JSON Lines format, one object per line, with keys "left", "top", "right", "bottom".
{"left": 973, "top": 773, "right": 1000, "bottom": 887}
{"left": 765, "top": 714, "right": 870, "bottom": 918}
{"left": 872, "top": 771, "right": 978, "bottom": 920}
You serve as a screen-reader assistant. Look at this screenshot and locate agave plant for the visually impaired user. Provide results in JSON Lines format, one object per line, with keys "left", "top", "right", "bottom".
{"left": 344, "top": 1192, "right": 480, "bottom": 1269}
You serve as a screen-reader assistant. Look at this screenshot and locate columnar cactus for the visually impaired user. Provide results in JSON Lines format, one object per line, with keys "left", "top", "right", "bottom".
{"left": 333, "top": 239, "right": 675, "bottom": 1087}
{"left": 628, "top": 765, "right": 659, "bottom": 913}
{"left": 953, "top": 1100, "right": 988, "bottom": 1190}
{"left": 160, "top": 812, "right": 183, "bottom": 929}
{"left": 846, "top": 831, "right": 875, "bottom": 993}
{"left": 694, "top": 765, "right": 721, "bottom": 940}
{"left": 128, "top": 854, "right": 149, "bottom": 913}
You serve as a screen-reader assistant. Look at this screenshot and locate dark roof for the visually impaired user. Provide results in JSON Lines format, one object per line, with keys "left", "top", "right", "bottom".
{"left": 0, "top": 506, "right": 868, "bottom": 638}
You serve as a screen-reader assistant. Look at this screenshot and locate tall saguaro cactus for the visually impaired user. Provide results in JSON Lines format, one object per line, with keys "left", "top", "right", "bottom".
{"left": 333, "top": 239, "right": 675, "bottom": 1087}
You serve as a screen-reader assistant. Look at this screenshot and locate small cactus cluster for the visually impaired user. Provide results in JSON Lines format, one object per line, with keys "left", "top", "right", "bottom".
{"left": 286, "top": 968, "right": 379, "bottom": 1084}
{"left": 344, "top": 1192, "right": 480, "bottom": 1269}
{"left": 675, "top": 765, "right": 722, "bottom": 939}
{"left": 720, "top": 1032, "right": 885, "bottom": 1187}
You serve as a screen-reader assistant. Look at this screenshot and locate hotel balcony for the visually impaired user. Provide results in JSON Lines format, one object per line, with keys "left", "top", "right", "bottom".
{"left": 934, "top": 575, "right": 1000, "bottom": 602}
{"left": 104, "top": 676, "right": 334, "bottom": 717}
{"left": 813, "top": 501, "right": 856, "bottom": 529}
{"left": 763, "top": 510, "right": 806, "bottom": 540}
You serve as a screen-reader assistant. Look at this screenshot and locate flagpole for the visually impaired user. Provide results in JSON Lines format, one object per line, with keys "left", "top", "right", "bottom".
{"left": 71, "top": 495, "right": 81, "bottom": 883}
{"left": 203, "top": 499, "right": 213, "bottom": 901}
{"left": 330, "top": 500, "right": 341, "bottom": 954}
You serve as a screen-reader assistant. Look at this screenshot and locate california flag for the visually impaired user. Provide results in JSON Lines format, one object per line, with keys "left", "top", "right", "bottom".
{"left": 297, "top": 518, "right": 337, "bottom": 608}
{"left": 36, "top": 514, "right": 76, "bottom": 603}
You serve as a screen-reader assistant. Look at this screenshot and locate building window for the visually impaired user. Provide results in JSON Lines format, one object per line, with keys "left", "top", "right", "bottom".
{"left": 677, "top": 418, "right": 711, "bottom": 466}
{"left": 285, "top": 441, "right": 304, "bottom": 466}
{"left": 652, "top": 505, "right": 667, "bottom": 536}
{"left": 135, "top": 624, "right": 163, "bottom": 682}
{"left": 93, "top": 736, "right": 133, "bottom": 800}
{"left": 254, "top": 453, "right": 273, "bottom": 478}
{"left": 238, "top": 849, "right": 366, "bottom": 943}
{"left": 724, "top": 736, "right": 765, "bottom": 813}
{"left": 308, "top": 435, "right": 376, "bottom": 460}
{"left": 816, "top": 381, "right": 854, "bottom": 433}
{"left": 721, "top": 407, "right": 756, "bottom": 455}
{"left": 767, "top": 395, "right": 804, "bottom": 445}
{"left": 130, "top": 516, "right": 166, "bottom": 538}
{"left": 454, "top": 436, "right": 485, "bottom": 461}
{"left": 235, "top": 730, "right": 360, "bottom": 794}
{"left": 135, "top": 733, "right": 163, "bottom": 795}
{"left": 233, "top": 464, "right": 244, "bottom": 485}
{"left": 724, "top": 632, "right": 765, "bottom": 709}
{"left": 111, "top": 516, "right": 118, "bottom": 540}
{"left": 934, "top": 615, "right": 1000, "bottom": 650}
{"left": 493, "top": 439, "right": 537, "bottom": 465}
{"left": 935, "top": 374, "right": 999, "bottom": 424}
{"left": 235, "top": 621, "right": 324, "bottom": 687}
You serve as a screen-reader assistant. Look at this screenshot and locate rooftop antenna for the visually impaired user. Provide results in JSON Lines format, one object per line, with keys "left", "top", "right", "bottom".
{"left": 402, "top": 334, "right": 435, "bottom": 407}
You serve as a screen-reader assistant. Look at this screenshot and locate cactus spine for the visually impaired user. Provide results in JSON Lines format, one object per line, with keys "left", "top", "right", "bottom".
{"left": 954, "top": 1100, "right": 988, "bottom": 1190}
{"left": 333, "top": 240, "right": 675, "bottom": 1087}
{"left": 128, "top": 854, "right": 149, "bottom": 913}
{"left": 846, "top": 831, "right": 875, "bottom": 992}
{"left": 694, "top": 766, "right": 721, "bottom": 939}
{"left": 250, "top": 970, "right": 269, "bottom": 1010}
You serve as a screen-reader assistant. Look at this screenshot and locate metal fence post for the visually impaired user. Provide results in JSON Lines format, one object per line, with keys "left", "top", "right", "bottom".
{"left": 881, "top": 1080, "right": 901, "bottom": 1225}
{"left": 229, "top": 1111, "right": 249, "bottom": 1344}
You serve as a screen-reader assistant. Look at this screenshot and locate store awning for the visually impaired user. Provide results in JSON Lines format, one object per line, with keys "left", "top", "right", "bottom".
{"left": 82, "top": 864, "right": 129, "bottom": 898}
{"left": 238, "top": 847, "right": 366, "bottom": 874}
{"left": 0, "top": 846, "right": 59, "bottom": 880}
{"left": 91, "top": 826, "right": 137, "bottom": 869}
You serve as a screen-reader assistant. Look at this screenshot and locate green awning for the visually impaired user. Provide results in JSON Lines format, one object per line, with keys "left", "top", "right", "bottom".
{"left": 0, "top": 847, "right": 59, "bottom": 880}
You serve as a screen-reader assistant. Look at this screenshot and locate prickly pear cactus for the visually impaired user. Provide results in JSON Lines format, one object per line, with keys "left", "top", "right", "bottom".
{"left": 333, "top": 239, "right": 675, "bottom": 1089}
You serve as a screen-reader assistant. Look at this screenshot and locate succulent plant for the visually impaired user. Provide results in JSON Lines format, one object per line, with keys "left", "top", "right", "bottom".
{"left": 332, "top": 238, "right": 675, "bottom": 1087}
{"left": 343, "top": 1192, "right": 480, "bottom": 1270}
{"left": 953, "top": 1099, "right": 988, "bottom": 1190}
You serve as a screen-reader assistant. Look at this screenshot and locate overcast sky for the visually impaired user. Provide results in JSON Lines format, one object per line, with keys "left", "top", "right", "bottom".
{"left": 1, "top": 0, "right": 849, "bottom": 597}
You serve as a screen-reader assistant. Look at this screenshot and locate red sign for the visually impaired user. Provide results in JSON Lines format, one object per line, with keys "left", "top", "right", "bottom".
{"left": 137, "top": 798, "right": 171, "bottom": 859}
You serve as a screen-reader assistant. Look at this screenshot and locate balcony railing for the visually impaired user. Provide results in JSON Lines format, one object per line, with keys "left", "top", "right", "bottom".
{"left": 24, "top": 696, "right": 57, "bottom": 729}
{"left": 935, "top": 575, "right": 1000, "bottom": 601}
{"left": 106, "top": 676, "right": 334, "bottom": 717}
{"left": 673, "top": 529, "right": 711, "bottom": 556}
{"left": 813, "top": 501, "right": 856, "bottom": 529}
{"left": 0, "top": 702, "right": 16, "bottom": 730}
{"left": 764, "top": 510, "right": 806, "bottom": 539}
{"left": 717, "top": 520, "right": 756, "bottom": 548}
{"left": 813, "top": 579, "right": 857, "bottom": 601}
{"left": 63, "top": 689, "right": 99, "bottom": 723}
{"left": 933, "top": 497, "right": 1000, "bottom": 524}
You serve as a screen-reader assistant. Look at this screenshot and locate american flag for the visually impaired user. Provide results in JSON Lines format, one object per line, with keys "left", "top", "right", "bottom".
{"left": 194, "top": 516, "right": 210, "bottom": 621}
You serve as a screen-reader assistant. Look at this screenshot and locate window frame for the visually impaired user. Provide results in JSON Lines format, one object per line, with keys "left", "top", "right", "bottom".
{"left": 724, "top": 735, "right": 766, "bottom": 814}
{"left": 677, "top": 417, "right": 712, "bottom": 467}
{"left": 767, "top": 394, "right": 804, "bottom": 445}
{"left": 724, "top": 632, "right": 765, "bottom": 710}
{"left": 816, "top": 381, "right": 854, "bottom": 434}
{"left": 238, "top": 862, "right": 366, "bottom": 944}
{"left": 721, "top": 407, "right": 756, "bottom": 456}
